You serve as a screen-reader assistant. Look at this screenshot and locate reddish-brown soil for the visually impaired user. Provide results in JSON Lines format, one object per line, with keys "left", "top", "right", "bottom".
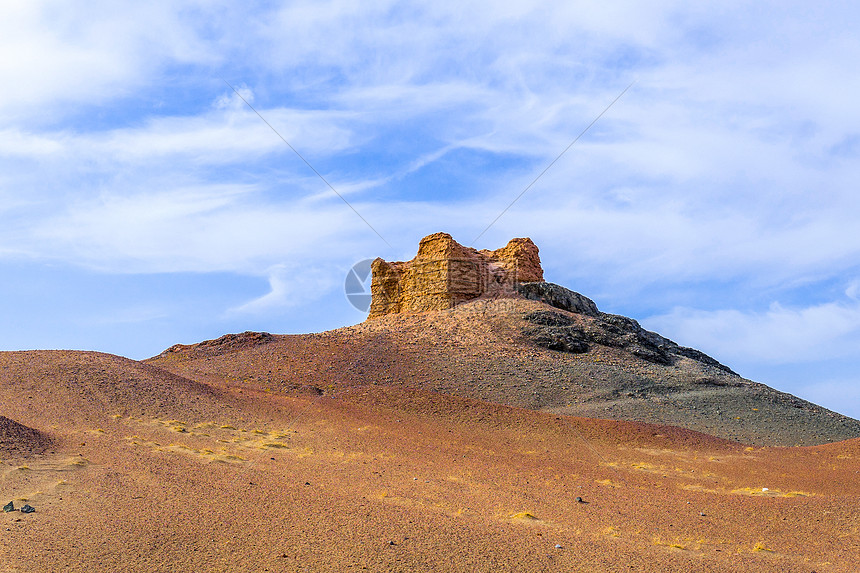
{"left": 149, "top": 299, "right": 860, "bottom": 447}
{"left": 0, "top": 416, "right": 50, "bottom": 458}
{"left": 2, "top": 304, "right": 859, "bottom": 571}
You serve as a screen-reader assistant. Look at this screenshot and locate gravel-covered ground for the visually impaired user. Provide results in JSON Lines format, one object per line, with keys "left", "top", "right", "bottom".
{"left": 148, "top": 296, "right": 860, "bottom": 447}
{"left": 2, "top": 347, "right": 859, "bottom": 572}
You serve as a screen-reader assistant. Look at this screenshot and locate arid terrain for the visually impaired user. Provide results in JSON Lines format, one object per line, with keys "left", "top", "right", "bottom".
{"left": 2, "top": 290, "right": 860, "bottom": 572}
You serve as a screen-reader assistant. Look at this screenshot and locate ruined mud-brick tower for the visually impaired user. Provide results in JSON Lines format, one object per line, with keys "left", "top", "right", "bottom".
{"left": 368, "top": 232, "right": 543, "bottom": 318}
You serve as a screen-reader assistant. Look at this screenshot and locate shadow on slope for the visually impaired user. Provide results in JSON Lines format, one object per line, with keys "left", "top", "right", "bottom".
{"left": 0, "top": 415, "right": 51, "bottom": 458}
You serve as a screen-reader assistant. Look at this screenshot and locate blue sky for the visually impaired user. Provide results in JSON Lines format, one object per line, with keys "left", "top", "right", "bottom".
{"left": 3, "top": 1, "right": 860, "bottom": 418}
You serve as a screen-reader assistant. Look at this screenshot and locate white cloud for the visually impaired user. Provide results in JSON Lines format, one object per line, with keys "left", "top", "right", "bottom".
{"left": 0, "top": 128, "right": 66, "bottom": 156}
{"left": 0, "top": 92, "right": 359, "bottom": 166}
{"left": 228, "top": 263, "right": 339, "bottom": 316}
{"left": 23, "top": 184, "right": 369, "bottom": 274}
{"left": 644, "top": 297, "right": 860, "bottom": 365}
{"left": 0, "top": 0, "right": 218, "bottom": 119}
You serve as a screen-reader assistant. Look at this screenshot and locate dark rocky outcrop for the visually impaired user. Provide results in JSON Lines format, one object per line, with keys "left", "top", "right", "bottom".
{"left": 517, "top": 282, "right": 736, "bottom": 374}
{"left": 516, "top": 282, "right": 599, "bottom": 317}
{"left": 522, "top": 311, "right": 590, "bottom": 354}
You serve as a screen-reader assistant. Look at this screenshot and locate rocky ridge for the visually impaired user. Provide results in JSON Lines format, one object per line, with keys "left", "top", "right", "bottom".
{"left": 142, "top": 233, "right": 860, "bottom": 447}
{"left": 517, "top": 282, "right": 736, "bottom": 374}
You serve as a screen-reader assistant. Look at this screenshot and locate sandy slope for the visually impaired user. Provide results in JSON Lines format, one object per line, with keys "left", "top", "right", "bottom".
{"left": 0, "top": 417, "right": 50, "bottom": 458}
{"left": 148, "top": 299, "right": 860, "bottom": 446}
{"left": 1, "top": 348, "right": 859, "bottom": 572}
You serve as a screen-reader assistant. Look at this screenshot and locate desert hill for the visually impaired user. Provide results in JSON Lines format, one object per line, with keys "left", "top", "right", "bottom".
{"left": 148, "top": 232, "right": 860, "bottom": 447}
{"left": 2, "top": 348, "right": 859, "bottom": 572}
{"left": 148, "top": 296, "right": 860, "bottom": 447}
{"left": 3, "top": 233, "right": 860, "bottom": 571}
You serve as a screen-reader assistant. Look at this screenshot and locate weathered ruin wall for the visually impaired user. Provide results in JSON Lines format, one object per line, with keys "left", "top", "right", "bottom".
{"left": 368, "top": 232, "right": 544, "bottom": 319}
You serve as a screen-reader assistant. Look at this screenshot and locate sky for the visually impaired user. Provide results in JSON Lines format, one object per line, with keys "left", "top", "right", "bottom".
{"left": 2, "top": 1, "right": 860, "bottom": 419}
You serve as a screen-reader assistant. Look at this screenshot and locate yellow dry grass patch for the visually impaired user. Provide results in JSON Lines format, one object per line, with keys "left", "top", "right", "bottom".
{"left": 125, "top": 436, "right": 245, "bottom": 464}
{"left": 730, "top": 487, "right": 810, "bottom": 498}
{"left": 678, "top": 483, "right": 721, "bottom": 495}
{"left": 680, "top": 483, "right": 812, "bottom": 497}
{"left": 653, "top": 536, "right": 708, "bottom": 552}
{"left": 604, "top": 526, "right": 622, "bottom": 538}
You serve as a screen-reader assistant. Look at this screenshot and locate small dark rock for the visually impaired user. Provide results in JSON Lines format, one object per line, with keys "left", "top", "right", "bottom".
{"left": 3, "top": 501, "right": 15, "bottom": 512}
{"left": 20, "top": 505, "right": 34, "bottom": 514}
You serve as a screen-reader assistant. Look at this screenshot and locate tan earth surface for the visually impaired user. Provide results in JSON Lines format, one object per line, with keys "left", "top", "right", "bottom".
{"left": 2, "top": 301, "right": 859, "bottom": 571}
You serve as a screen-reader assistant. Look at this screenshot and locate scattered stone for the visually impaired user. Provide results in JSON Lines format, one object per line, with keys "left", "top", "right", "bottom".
{"left": 523, "top": 310, "right": 575, "bottom": 327}
{"left": 20, "top": 504, "right": 35, "bottom": 514}
{"left": 555, "top": 544, "right": 563, "bottom": 549}
{"left": 3, "top": 501, "right": 15, "bottom": 512}
{"left": 522, "top": 322, "right": 590, "bottom": 354}
{"left": 575, "top": 496, "right": 587, "bottom": 504}
{"left": 387, "top": 540, "right": 396, "bottom": 546}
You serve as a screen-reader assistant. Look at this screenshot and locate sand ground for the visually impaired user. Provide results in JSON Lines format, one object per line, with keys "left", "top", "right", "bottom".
{"left": 2, "top": 349, "right": 858, "bottom": 572}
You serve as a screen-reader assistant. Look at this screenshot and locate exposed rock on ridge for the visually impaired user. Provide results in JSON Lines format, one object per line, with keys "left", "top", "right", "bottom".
{"left": 517, "top": 282, "right": 736, "bottom": 374}
{"left": 516, "top": 281, "right": 600, "bottom": 316}
{"left": 369, "top": 232, "right": 543, "bottom": 318}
